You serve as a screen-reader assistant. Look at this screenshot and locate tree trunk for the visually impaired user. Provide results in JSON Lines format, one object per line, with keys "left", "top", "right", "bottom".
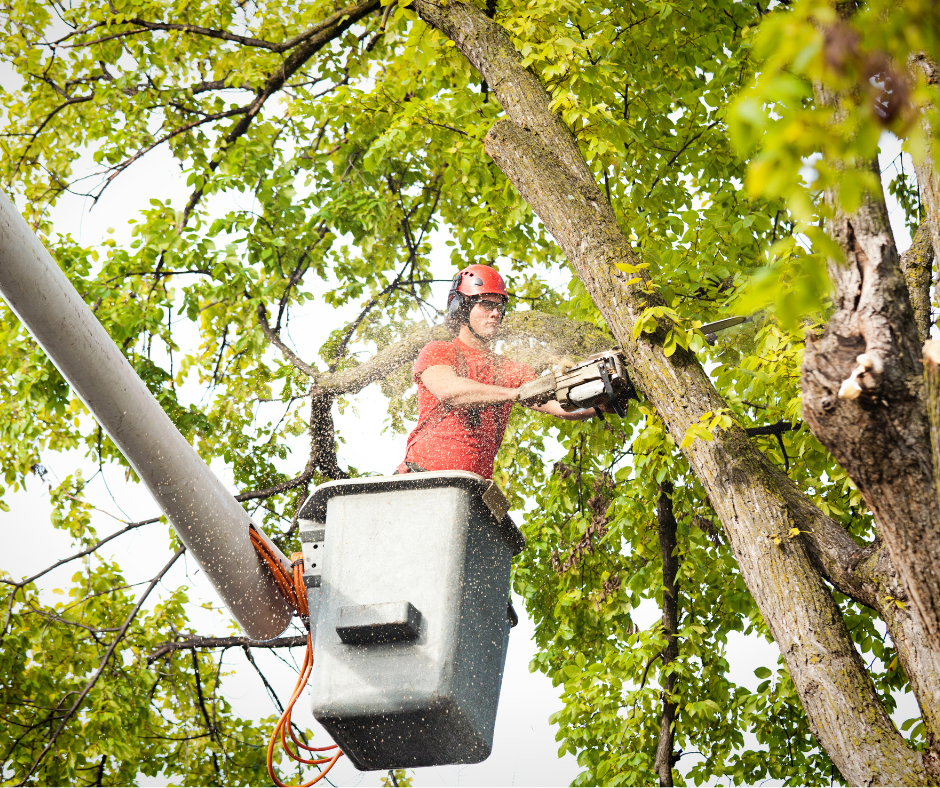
{"left": 801, "top": 74, "right": 940, "bottom": 655}
{"left": 409, "top": 0, "right": 928, "bottom": 781}
{"left": 655, "top": 484, "right": 679, "bottom": 787}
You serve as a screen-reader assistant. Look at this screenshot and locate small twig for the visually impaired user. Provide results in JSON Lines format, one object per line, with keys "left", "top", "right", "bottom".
{"left": 639, "top": 652, "right": 664, "bottom": 690}
{"left": 234, "top": 461, "right": 317, "bottom": 503}
{"left": 0, "top": 516, "right": 161, "bottom": 592}
{"left": 190, "top": 649, "right": 216, "bottom": 740}
{"left": 744, "top": 420, "right": 796, "bottom": 438}
{"left": 644, "top": 120, "right": 720, "bottom": 199}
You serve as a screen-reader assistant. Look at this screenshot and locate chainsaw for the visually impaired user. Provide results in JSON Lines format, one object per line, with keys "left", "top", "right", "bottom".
{"left": 516, "top": 350, "right": 635, "bottom": 418}
{"left": 515, "top": 316, "right": 748, "bottom": 418}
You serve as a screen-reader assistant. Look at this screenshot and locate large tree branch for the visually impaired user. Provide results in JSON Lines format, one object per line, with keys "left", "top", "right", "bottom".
{"left": 408, "top": 0, "right": 925, "bottom": 781}
{"left": 308, "top": 389, "right": 348, "bottom": 480}
{"left": 147, "top": 634, "right": 307, "bottom": 663}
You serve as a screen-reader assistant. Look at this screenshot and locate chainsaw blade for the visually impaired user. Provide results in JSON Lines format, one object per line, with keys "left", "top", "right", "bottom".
{"left": 699, "top": 316, "right": 748, "bottom": 335}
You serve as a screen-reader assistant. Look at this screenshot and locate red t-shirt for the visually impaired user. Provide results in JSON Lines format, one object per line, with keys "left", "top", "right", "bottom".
{"left": 398, "top": 338, "right": 536, "bottom": 479}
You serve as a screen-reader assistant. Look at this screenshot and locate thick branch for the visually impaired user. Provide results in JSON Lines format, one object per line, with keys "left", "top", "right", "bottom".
{"left": 308, "top": 389, "right": 348, "bottom": 480}
{"left": 147, "top": 634, "right": 307, "bottom": 663}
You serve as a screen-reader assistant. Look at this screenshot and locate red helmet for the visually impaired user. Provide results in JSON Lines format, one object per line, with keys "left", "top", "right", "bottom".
{"left": 447, "top": 264, "right": 509, "bottom": 306}
{"left": 445, "top": 265, "right": 509, "bottom": 333}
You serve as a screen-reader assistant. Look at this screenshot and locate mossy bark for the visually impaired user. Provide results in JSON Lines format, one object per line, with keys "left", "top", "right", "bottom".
{"left": 911, "top": 54, "right": 940, "bottom": 270}
{"left": 899, "top": 222, "right": 934, "bottom": 344}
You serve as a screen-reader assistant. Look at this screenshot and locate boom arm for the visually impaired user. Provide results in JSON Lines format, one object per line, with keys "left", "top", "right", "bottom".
{"left": 0, "top": 192, "right": 292, "bottom": 641}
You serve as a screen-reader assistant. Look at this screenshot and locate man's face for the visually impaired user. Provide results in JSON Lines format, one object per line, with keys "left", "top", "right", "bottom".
{"left": 468, "top": 294, "right": 506, "bottom": 340}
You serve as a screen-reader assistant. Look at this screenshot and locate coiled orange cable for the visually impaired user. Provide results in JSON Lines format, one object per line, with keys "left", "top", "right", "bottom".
{"left": 248, "top": 527, "right": 344, "bottom": 785}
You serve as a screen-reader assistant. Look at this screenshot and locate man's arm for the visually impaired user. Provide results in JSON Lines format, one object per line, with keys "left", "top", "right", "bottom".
{"left": 421, "top": 365, "right": 519, "bottom": 407}
{"left": 421, "top": 365, "right": 603, "bottom": 419}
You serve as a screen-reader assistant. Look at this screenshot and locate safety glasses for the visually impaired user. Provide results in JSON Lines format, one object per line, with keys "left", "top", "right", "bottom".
{"left": 471, "top": 299, "right": 507, "bottom": 317}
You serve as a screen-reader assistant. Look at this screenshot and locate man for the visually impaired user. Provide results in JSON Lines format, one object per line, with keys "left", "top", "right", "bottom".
{"left": 396, "top": 264, "right": 606, "bottom": 479}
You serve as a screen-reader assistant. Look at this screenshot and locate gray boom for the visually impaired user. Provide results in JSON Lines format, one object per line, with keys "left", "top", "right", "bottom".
{"left": 0, "top": 191, "right": 292, "bottom": 640}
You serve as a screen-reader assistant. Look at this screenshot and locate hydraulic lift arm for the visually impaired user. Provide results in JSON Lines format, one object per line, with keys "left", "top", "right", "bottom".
{"left": 0, "top": 192, "right": 292, "bottom": 640}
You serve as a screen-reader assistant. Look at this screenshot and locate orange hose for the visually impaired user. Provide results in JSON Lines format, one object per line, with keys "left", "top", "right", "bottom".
{"left": 249, "top": 530, "right": 344, "bottom": 785}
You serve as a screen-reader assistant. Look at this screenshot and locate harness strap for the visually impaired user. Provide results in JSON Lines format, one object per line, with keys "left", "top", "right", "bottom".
{"left": 455, "top": 342, "right": 503, "bottom": 428}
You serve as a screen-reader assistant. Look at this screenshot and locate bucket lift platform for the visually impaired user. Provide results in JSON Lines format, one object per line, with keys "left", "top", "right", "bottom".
{"left": 297, "top": 471, "right": 525, "bottom": 771}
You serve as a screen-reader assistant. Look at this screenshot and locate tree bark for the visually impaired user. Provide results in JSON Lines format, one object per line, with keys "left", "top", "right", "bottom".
{"left": 784, "top": 484, "right": 940, "bottom": 770}
{"left": 926, "top": 342, "right": 940, "bottom": 535}
{"left": 899, "top": 222, "right": 934, "bottom": 343}
{"left": 911, "top": 54, "right": 940, "bottom": 265}
{"left": 654, "top": 483, "right": 679, "bottom": 788}
{"left": 801, "top": 73, "right": 940, "bottom": 656}
{"left": 409, "top": 0, "right": 927, "bottom": 781}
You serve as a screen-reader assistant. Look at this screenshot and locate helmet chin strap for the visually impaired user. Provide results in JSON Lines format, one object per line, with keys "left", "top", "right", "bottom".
{"left": 467, "top": 323, "right": 492, "bottom": 344}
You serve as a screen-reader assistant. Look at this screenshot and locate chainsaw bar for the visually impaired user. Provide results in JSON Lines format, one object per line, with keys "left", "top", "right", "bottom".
{"left": 699, "top": 316, "right": 748, "bottom": 335}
